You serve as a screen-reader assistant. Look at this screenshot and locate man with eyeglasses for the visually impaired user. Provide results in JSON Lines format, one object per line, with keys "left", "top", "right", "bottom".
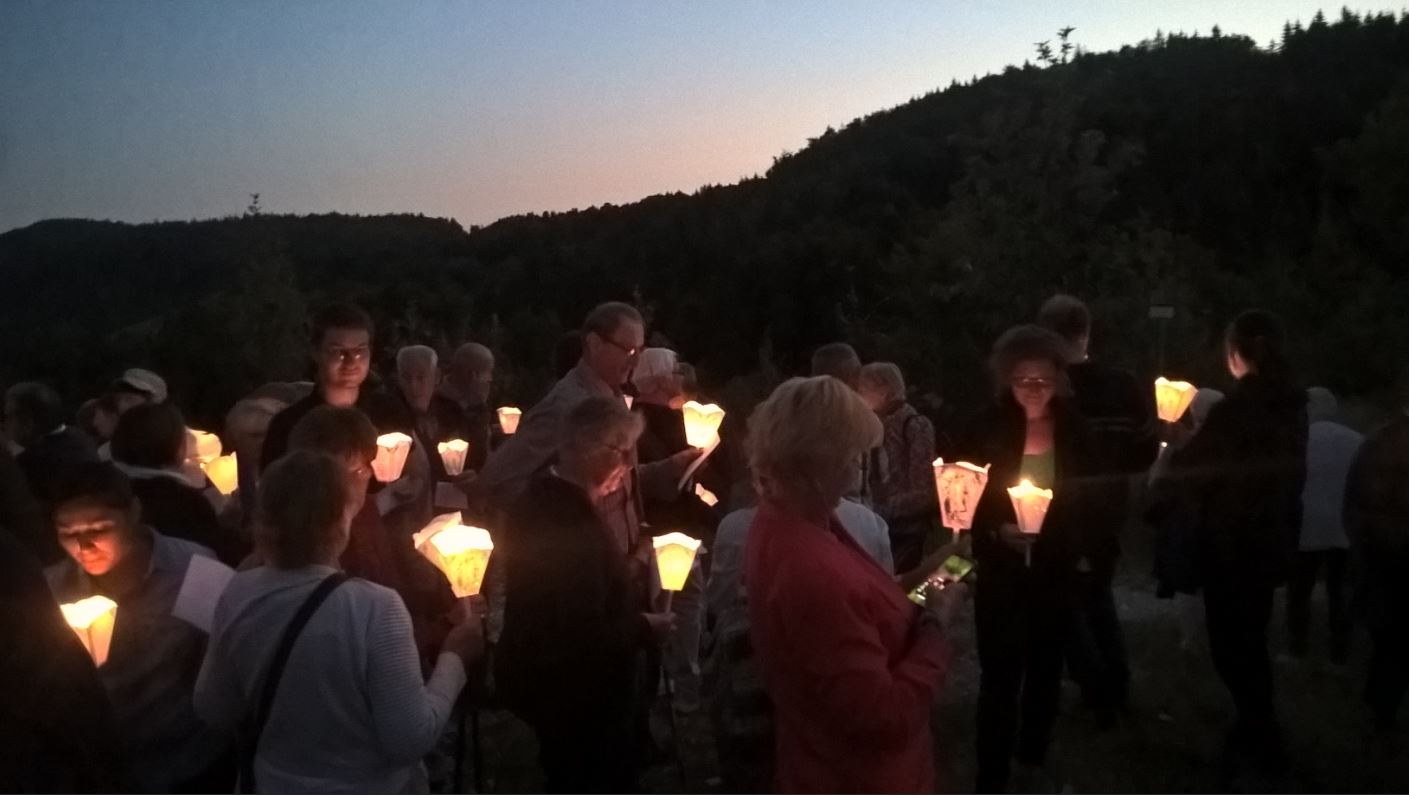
{"left": 259, "top": 302, "right": 376, "bottom": 472}
{"left": 1036, "top": 294, "right": 1159, "bottom": 728}
{"left": 479, "top": 302, "right": 697, "bottom": 554}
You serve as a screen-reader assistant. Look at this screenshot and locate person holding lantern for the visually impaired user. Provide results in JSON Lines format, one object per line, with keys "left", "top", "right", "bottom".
{"left": 367, "top": 345, "right": 471, "bottom": 522}
{"left": 45, "top": 461, "right": 236, "bottom": 793}
{"left": 495, "top": 396, "right": 675, "bottom": 793}
{"left": 287, "top": 406, "right": 458, "bottom": 670}
{"left": 743, "top": 375, "right": 962, "bottom": 793}
{"left": 439, "top": 341, "right": 497, "bottom": 474}
{"left": 194, "top": 451, "right": 484, "bottom": 794}
{"left": 0, "top": 526, "right": 133, "bottom": 792}
{"left": 962, "top": 325, "right": 1105, "bottom": 794}
{"left": 1037, "top": 294, "right": 1160, "bottom": 724}
{"left": 109, "top": 402, "right": 245, "bottom": 565}
{"left": 1151, "top": 309, "right": 1306, "bottom": 784}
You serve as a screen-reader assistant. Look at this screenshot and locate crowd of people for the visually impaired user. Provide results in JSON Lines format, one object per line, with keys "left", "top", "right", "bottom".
{"left": 1, "top": 293, "right": 1407, "bottom": 794}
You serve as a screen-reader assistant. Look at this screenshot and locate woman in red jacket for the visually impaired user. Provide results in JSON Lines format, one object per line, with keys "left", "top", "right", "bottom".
{"left": 744, "top": 375, "right": 964, "bottom": 793}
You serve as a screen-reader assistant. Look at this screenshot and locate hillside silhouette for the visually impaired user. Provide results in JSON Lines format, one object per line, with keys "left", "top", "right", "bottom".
{"left": 3, "top": 11, "right": 1408, "bottom": 426}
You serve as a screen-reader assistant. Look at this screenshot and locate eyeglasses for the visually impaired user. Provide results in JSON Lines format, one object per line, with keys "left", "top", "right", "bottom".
{"left": 1011, "top": 376, "right": 1057, "bottom": 391}
{"left": 596, "top": 440, "right": 635, "bottom": 459}
{"left": 598, "top": 334, "right": 640, "bottom": 359}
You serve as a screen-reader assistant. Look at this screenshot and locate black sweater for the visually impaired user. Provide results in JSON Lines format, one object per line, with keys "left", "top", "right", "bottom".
{"left": 495, "top": 474, "right": 651, "bottom": 721}
{"left": 1160, "top": 373, "right": 1307, "bottom": 587}
{"left": 960, "top": 398, "right": 1110, "bottom": 588}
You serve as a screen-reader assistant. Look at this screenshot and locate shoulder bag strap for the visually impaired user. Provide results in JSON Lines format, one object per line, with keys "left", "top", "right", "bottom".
{"left": 239, "top": 571, "right": 350, "bottom": 793}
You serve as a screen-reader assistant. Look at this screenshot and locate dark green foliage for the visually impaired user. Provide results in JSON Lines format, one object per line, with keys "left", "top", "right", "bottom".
{"left": 3, "top": 14, "right": 1409, "bottom": 424}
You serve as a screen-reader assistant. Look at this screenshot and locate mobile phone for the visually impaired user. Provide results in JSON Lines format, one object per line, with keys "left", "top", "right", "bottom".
{"left": 907, "top": 554, "right": 976, "bottom": 606}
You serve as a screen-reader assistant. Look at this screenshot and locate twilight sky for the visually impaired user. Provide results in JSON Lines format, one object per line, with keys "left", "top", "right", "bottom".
{"left": 0, "top": 1, "right": 1386, "bottom": 233}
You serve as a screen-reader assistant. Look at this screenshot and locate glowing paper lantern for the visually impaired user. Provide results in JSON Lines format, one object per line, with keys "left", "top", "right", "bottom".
{"left": 185, "top": 429, "right": 223, "bottom": 465}
{"left": 60, "top": 595, "right": 118, "bottom": 666}
{"left": 682, "top": 401, "right": 726, "bottom": 449}
{"left": 653, "top": 532, "right": 702, "bottom": 591}
{"left": 413, "top": 512, "right": 494, "bottom": 598}
{"left": 694, "top": 482, "right": 719, "bottom": 507}
{"left": 933, "top": 458, "right": 991, "bottom": 532}
{"left": 1007, "top": 479, "right": 1054, "bottom": 536}
{"left": 203, "top": 452, "right": 239, "bottom": 496}
{"left": 1154, "top": 377, "right": 1198, "bottom": 424}
{"left": 373, "top": 432, "right": 414, "bottom": 483}
{"left": 497, "top": 407, "right": 522, "bottom": 435}
{"left": 437, "top": 439, "right": 469, "bottom": 477}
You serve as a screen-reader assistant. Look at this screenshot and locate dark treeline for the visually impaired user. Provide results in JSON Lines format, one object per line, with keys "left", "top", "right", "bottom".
{"left": 4, "top": 11, "right": 1408, "bottom": 427}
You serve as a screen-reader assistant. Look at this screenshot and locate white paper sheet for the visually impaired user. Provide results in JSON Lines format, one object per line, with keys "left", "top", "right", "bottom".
{"left": 172, "top": 554, "right": 235, "bottom": 633}
{"left": 676, "top": 434, "right": 721, "bottom": 491}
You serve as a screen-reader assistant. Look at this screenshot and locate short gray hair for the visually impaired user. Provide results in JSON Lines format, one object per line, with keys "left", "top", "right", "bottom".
{"left": 859, "top": 362, "right": 906, "bottom": 405}
{"left": 560, "top": 396, "right": 642, "bottom": 457}
{"left": 396, "top": 345, "right": 438, "bottom": 375}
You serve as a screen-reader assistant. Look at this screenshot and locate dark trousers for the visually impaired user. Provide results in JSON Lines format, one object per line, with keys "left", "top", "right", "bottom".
{"left": 975, "top": 574, "right": 1068, "bottom": 793}
{"left": 1286, "top": 548, "right": 1349, "bottom": 661}
{"left": 1204, "top": 578, "right": 1283, "bottom": 769}
{"left": 531, "top": 704, "right": 639, "bottom": 793}
{"left": 1065, "top": 566, "right": 1130, "bottom": 713}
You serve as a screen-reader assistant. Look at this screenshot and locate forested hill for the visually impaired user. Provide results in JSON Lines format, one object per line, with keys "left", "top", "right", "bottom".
{"left": 4, "top": 11, "right": 1408, "bottom": 427}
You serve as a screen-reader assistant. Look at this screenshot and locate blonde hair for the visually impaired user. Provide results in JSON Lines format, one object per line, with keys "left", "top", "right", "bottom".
{"left": 748, "top": 376, "right": 881, "bottom": 505}
{"left": 859, "top": 362, "right": 906, "bottom": 405}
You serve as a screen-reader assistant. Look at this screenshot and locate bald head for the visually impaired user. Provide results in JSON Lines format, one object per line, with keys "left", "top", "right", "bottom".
{"left": 448, "top": 342, "right": 495, "bottom": 405}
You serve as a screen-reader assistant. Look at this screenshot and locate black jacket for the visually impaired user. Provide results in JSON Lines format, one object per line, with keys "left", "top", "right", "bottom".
{"left": 495, "top": 474, "right": 651, "bottom": 721}
{"left": 129, "top": 475, "right": 245, "bottom": 565}
{"left": 961, "top": 397, "right": 1110, "bottom": 588}
{"left": 1066, "top": 360, "right": 1161, "bottom": 570}
{"left": 365, "top": 389, "right": 471, "bottom": 483}
{"left": 1157, "top": 373, "right": 1307, "bottom": 588}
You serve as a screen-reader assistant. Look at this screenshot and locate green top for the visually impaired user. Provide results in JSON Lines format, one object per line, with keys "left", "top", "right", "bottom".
{"left": 1020, "top": 450, "right": 1056, "bottom": 490}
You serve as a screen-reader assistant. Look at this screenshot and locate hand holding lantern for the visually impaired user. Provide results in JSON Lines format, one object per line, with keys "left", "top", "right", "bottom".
{"left": 496, "top": 407, "right": 522, "bottom": 435}
{"left": 932, "top": 458, "right": 991, "bottom": 534}
{"left": 372, "top": 433, "right": 414, "bottom": 483}
{"left": 681, "top": 401, "right": 725, "bottom": 449}
{"left": 1154, "top": 377, "right": 1198, "bottom": 424}
{"left": 185, "top": 429, "right": 223, "bottom": 466}
{"left": 437, "top": 439, "right": 469, "bottom": 477}
{"left": 1006, "top": 479, "right": 1054, "bottom": 567}
{"left": 61, "top": 595, "right": 118, "bottom": 666}
{"left": 203, "top": 453, "right": 239, "bottom": 496}
{"left": 413, "top": 512, "right": 494, "bottom": 598}
{"left": 653, "top": 532, "right": 702, "bottom": 594}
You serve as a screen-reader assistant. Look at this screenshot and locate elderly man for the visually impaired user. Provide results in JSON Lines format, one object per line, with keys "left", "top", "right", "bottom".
{"left": 369, "top": 345, "right": 471, "bottom": 521}
{"left": 479, "top": 303, "right": 695, "bottom": 551}
{"left": 440, "top": 342, "right": 496, "bottom": 473}
{"left": 46, "top": 462, "right": 235, "bottom": 792}
{"left": 260, "top": 303, "right": 375, "bottom": 471}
